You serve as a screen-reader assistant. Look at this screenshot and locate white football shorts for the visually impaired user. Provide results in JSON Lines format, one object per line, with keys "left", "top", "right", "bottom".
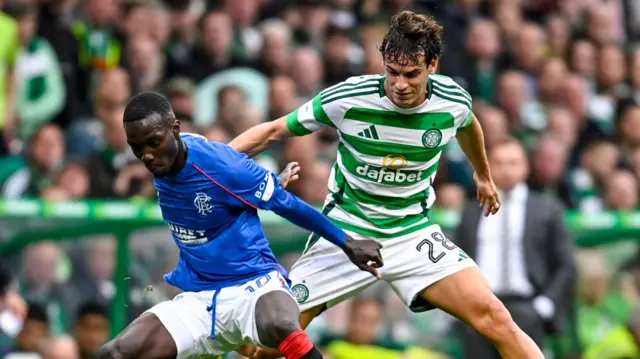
{"left": 146, "top": 270, "right": 292, "bottom": 358}
{"left": 289, "top": 224, "right": 476, "bottom": 313}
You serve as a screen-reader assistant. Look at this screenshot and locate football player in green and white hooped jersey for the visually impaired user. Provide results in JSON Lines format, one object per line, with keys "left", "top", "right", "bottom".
{"left": 230, "top": 11, "right": 545, "bottom": 359}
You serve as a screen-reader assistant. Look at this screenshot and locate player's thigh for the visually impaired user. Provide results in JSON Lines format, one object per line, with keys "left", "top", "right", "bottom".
{"left": 254, "top": 290, "right": 301, "bottom": 348}
{"left": 419, "top": 266, "right": 501, "bottom": 327}
{"left": 385, "top": 224, "right": 476, "bottom": 312}
{"left": 145, "top": 291, "right": 229, "bottom": 358}
{"left": 289, "top": 235, "right": 379, "bottom": 312}
{"left": 100, "top": 312, "right": 176, "bottom": 359}
{"left": 228, "top": 270, "right": 301, "bottom": 349}
{"left": 253, "top": 291, "right": 326, "bottom": 341}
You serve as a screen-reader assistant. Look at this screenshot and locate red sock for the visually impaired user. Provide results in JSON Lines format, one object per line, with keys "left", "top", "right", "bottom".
{"left": 278, "top": 330, "right": 314, "bottom": 359}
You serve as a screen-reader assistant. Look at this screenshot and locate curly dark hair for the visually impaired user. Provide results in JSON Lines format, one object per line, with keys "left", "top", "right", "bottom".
{"left": 379, "top": 11, "right": 443, "bottom": 66}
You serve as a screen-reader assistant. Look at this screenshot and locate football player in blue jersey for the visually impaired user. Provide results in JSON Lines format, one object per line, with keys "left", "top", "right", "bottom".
{"left": 96, "top": 92, "right": 384, "bottom": 359}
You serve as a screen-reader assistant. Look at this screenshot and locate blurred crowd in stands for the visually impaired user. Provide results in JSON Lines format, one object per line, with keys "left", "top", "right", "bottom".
{"left": 3, "top": 0, "right": 640, "bottom": 358}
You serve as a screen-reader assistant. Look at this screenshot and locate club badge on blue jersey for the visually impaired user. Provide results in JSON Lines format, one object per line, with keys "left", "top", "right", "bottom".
{"left": 194, "top": 192, "right": 213, "bottom": 215}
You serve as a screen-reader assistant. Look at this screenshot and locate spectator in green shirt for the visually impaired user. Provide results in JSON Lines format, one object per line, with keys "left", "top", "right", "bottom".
{"left": 0, "top": 123, "right": 65, "bottom": 198}
{"left": 13, "top": 2, "right": 66, "bottom": 140}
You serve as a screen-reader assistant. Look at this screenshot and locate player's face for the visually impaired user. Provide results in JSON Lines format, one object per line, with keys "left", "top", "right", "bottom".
{"left": 124, "top": 115, "right": 181, "bottom": 176}
{"left": 383, "top": 54, "right": 437, "bottom": 108}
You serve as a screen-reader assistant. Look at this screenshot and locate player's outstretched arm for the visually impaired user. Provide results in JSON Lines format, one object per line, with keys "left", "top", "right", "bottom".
{"left": 268, "top": 188, "right": 384, "bottom": 279}
{"left": 230, "top": 90, "right": 340, "bottom": 157}
{"left": 229, "top": 117, "right": 292, "bottom": 157}
{"left": 214, "top": 144, "right": 384, "bottom": 277}
{"left": 456, "top": 113, "right": 490, "bottom": 179}
{"left": 456, "top": 112, "right": 501, "bottom": 216}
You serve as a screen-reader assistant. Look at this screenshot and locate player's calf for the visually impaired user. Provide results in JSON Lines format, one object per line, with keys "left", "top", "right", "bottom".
{"left": 422, "top": 267, "right": 544, "bottom": 359}
{"left": 470, "top": 296, "right": 519, "bottom": 343}
{"left": 255, "top": 291, "right": 322, "bottom": 359}
{"left": 469, "top": 297, "right": 543, "bottom": 359}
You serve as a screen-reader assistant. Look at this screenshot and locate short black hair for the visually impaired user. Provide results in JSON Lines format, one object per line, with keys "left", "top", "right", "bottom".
{"left": 76, "top": 301, "right": 109, "bottom": 323}
{"left": 380, "top": 11, "right": 443, "bottom": 66}
{"left": 123, "top": 91, "right": 174, "bottom": 123}
{"left": 616, "top": 97, "right": 639, "bottom": 122}
{"left": 26, "top": 303, "right": 49, "bottom": 324}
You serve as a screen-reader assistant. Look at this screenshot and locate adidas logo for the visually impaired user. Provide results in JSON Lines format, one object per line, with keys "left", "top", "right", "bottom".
{"left": 458, "top": 251, "right": 468, "bottom": 262}
{"left": 357, "top": 125, "right": 379, "bottom": 140}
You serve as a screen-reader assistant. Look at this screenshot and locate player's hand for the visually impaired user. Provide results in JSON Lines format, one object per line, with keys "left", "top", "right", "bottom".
{"left": 473, "top": 172, "right": 501, "bottom": 216}
{"left": 278, "top": 162, "right": 300, "bottom": 188}
{"left": 341, "top": 235, "right": 384, "bottom": 279}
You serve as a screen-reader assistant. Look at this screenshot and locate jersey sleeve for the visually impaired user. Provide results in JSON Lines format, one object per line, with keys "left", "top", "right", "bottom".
{"left": 449, "top": 86, "right": 472, "bottom": 130}
{"left": 430, "top": 75, "right": 473, "bottom": 130}
{"left": 207, "top": 144, "right": 347, "bottom": 246}
{"left": 210, "top": 144, "right": 283, "bottom": 210}
{"left": 285, "top": 76, "right": 382, "bottom": 136}
{"left": 285, "top": 93, "right": 336, "bottom": 136}
{"left": 458, "top": 108, "right": 473, "bottom": 129}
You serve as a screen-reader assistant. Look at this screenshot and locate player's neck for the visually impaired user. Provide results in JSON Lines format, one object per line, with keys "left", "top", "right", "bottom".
{"left": 170, "top": 138, "right": 188, "bottom": 174}
{"left": 390, "top": 93, "right": 428, "bottom": 109}
{"left": 417, "top": 81, "right": 429, "bottom": 106}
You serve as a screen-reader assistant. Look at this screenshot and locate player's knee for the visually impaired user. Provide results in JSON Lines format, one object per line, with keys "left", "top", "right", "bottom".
{"left": 261, "top": 317, "right": 301, "bottom": 347}
{"left": 255, "top": 291, "right": 302, "bottom": 347}
{"left": 97, "top": 341, "right": 125, "bottom": 359}
{"left": 472, "top": 297, "right": 517, "bottom": 342}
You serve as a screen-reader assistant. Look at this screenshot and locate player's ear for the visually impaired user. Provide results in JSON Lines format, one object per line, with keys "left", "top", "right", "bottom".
{"left": 172, "top": 119, "right": 180, "bottom": 136}
{"left": 429, "top": 57, "right": 439, "bottom": 74}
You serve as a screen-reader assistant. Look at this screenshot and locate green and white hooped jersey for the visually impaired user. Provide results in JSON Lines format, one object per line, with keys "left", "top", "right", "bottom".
{"left": 286, "top": 74, "right": 472, "bottom": 239}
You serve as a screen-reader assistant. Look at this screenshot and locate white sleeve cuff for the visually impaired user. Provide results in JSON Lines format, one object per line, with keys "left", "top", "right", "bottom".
{"left": 533, "top": 296, "right": 555, "bottom": 320}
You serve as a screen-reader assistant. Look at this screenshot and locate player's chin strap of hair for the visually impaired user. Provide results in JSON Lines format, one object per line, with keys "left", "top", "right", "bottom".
{"left": 206, "top": 289, "right": 222, "bottom": 338}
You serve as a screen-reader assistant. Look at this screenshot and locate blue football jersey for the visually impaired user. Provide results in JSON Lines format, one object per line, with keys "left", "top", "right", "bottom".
{"left": 155, "top": 133, "right": 290, "bottom": 292}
